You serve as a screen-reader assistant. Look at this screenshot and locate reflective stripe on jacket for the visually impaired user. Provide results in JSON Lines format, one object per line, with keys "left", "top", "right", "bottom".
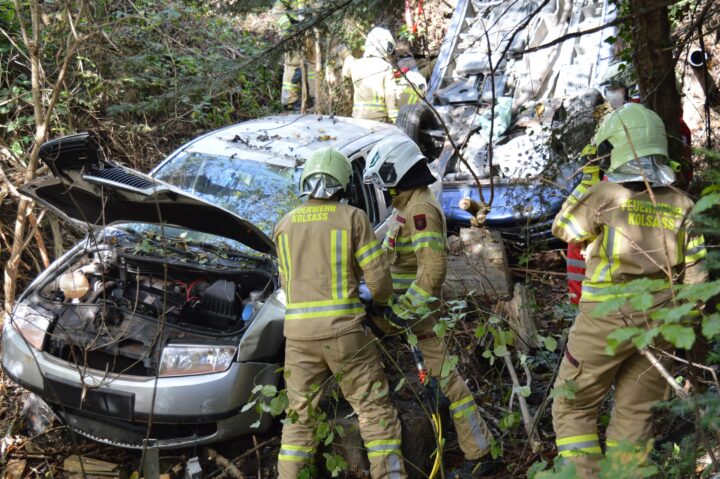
{"left": 347, "top": 56, "right": 399, "bottom": 123}
{"left": 382, "top": 187, "right": 447, "bottom": 318}
{"left": 274, "top": 199, "right": 392, "bottom": 340}
{"left": 552, "top": 182, "right": 708, "bottom": 303}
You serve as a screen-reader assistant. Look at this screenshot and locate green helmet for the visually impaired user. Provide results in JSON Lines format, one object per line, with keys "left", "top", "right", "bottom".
{"left": 593, "top": 103, "right": 669, "bottom": 173}
{"left": 300, "top": 147, "right": 352, "bottom": 199}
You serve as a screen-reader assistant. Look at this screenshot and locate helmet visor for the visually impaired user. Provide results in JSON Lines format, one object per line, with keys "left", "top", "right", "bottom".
{"left": 362, "top": 162, "right": 398, "bottom": 190}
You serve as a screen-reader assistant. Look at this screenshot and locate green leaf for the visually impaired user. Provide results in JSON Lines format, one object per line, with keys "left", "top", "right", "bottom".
{"left": 605, "top": 327, "right": 644, "bottom": 355}
{"left": 394, "top": 377, "right": 406, "bottom": 392}
{"left": 661, "top": 324, "right": 695, "bottom": 349}
{"left": 544, "top": 335, "right": 557, "bottom": 352}
{"left": 407, "top": 332, "right": 418, "bottom": 347}
{"left": 590, "top": 297, "right": 627, "bottom": 317}
{"left": 632, "top": 327, "right": 659, "bottom": 350}
{"left": 269, "top": 392, "right": 289, "bottom": 416}
{"left": 261, "top": 384, "right": 277, "bottom": 397}
{"left": 250, "top": 419, "right": 261, "bottom": 429}
{"left": 675, "top": 281, "right": 720, "bottom": 302}
{"left": 493, "top": 344, "right": 508, "bottom": 357}
{"left": 441, "top": 355, "right": 459, "bottom": 378}
{"left": 550, "top": 379, "right": 579, "bottom": 400}
{"left": 513, "top": 385, "right": 531, "bottom": 397}
{"left": 240, "top": 400, "right": 256, "bottom": 413}
{"left": 527, "top": 460, "right": 549, "bottom": 478}
{"left": 474, "top": 324, "right": 486, "bottom": 338}
{"left": 629, "top": 292, "right": 654, "bottom": 311}
{"left": 692, "top": 192, "right": 720, "bottom": 215}
{"left": 650, "top": 303, "right": 696, "bottom": 323}
{"left": 702, "top": 313, "right": 720, "bottom": 339}
{"left": 433, "top": 320, "right": 447, "bottom": 338}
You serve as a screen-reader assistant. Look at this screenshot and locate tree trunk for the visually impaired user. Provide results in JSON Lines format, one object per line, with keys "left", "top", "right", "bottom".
{"left": 630, "top": 0, "right": 689, "bottom": 189}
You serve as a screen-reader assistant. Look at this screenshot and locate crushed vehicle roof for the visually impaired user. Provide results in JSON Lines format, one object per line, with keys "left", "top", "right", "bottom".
{"left": 173, "top": 114, "right": 402, "bottom": 167}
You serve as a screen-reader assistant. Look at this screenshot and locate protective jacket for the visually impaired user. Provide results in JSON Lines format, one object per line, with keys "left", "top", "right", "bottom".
{"left": 553, "top": 182, "right": 707, "bottom": 303}
{"left": 384, "top": 187, "right": 446, "bottom": 314}
{"left": 274, "top": 199, "right": 392, "bottom": 340}
{"left": 551, "top": 181, "right": 707, "bottom": 478}
{"left": 273, "top": 0, "right": 309, "bottom": 30}
{"left": 274, "top": 198, "right": 406, "bottom": 479}
{"left": 382, "top": 186, "right": 494, "bottom": 461}
{"left": 565, "top": 165, "right": 601, "bottom": 304}
{"left": 347, "top": 56, "right": 399, "bottom": 123}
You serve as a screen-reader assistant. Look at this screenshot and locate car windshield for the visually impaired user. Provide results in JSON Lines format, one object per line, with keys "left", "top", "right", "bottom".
{"left": 153, "top": 151, "right": 302, "bottom": 244}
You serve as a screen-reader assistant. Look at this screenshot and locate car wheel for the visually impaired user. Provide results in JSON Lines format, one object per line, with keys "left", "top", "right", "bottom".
{"left": 396, "top": 103, "right": 444, "bottom": 159}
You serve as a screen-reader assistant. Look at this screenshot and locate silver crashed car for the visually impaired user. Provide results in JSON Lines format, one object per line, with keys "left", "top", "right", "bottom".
{"left": 2, "top": 115, "right": 409, "bottom": 449}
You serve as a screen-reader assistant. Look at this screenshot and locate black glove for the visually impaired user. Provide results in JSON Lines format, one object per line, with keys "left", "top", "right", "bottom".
{"left": 384, "top": 306, "right": 407, "bottom": 330}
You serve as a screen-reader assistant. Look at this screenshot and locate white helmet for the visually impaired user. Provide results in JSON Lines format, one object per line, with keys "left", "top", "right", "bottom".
{"left": 364, "top": 135, "right": 425, "bottom": 190}
{"left": 364, "top": 27, "right": 396, "bottom": 59}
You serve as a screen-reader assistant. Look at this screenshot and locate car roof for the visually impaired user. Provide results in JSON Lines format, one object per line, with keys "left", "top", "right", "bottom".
{"left": 169, "top": 114, "right": 402, "bottom": 169}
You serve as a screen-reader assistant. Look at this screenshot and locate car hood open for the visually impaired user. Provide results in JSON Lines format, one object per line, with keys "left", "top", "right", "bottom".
{"left": 20, "top": 135, "right": 275, "bottom": 254}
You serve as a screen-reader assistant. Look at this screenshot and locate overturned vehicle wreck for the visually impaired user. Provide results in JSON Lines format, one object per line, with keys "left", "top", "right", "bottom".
{"left": 398, "top": 0, "right": 619, "bottom": 245}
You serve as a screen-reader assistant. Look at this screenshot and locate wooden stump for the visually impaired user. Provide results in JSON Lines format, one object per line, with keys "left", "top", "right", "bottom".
{"left": 443, "top": 228, "right": 512, "bottom": 302}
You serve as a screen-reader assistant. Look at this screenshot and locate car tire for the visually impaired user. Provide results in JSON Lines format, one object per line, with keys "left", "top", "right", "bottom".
{"left": 396, "top": 103, "right": 444, "bottom": 159}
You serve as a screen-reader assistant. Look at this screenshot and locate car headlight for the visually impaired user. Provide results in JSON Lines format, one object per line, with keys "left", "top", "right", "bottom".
{"left": 159, "top": 344, "right": 237, "bottom": 377}
{"left": 10, "top": 303, "right": 52, "bottom": 350}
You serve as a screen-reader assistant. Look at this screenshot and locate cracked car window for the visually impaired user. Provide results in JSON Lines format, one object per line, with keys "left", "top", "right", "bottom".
{"left": 154, "top": 151, "right": 301, "bottom": 239}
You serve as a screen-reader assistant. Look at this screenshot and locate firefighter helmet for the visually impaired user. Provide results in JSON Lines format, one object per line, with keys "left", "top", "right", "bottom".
{"left": 364, "top": 27, "right": 396, "bottom": 58}
{"left": 593, "top": 103, "right": 675, "bottom": 185}
{"left": 363, "top": 135, "right": 426, "bottom": 190}
{"left": 300, "top": 147, "right": 353, "bottom": 199}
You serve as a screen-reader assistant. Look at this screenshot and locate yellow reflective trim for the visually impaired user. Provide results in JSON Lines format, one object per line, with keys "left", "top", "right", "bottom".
{"left": 341, "top": 229, "right": 348, "bottom": 299}
{"left": 686, "top": 249, "right": 707, "bottom": 263}
{"left": 557, "top": 212, "right": 592, "bottom": 241}
{"left": 286, "top": 306, "right": 365, "bottom": 320}
{"left": 331, "top": 230, "right": 339, "bottom": 300}
{"left": 356, "top": 239, "right": 380, "bottom": 258}
{"left": 368, "top": 451, "right": 401, "bottom": 458}
{"left": 277, "top": 234, "right": 292, "bottom": 303}
{"left": 556, "top": 435, "right": 599, "bottom": 446}
{"left": 558, "top": 447, "right": 602, "bottom": 457}
{"left": 358, "top": 248, "right": 384, "bottom": 268}
{"left": 287, "top": 298, "right": 363, "bottom": 308}
{"left": 449, "top": 395, "right": 474, "bottom": 410}
{"left": 281, "top": 444, "right": 314, "bottom": 452}
{"left": 366, "top": 439, "right": 402, "bottom": 447}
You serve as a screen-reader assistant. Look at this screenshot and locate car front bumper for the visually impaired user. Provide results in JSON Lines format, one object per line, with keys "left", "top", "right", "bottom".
{"left": 2, "top": 321, "right": 280, "bottom": 448}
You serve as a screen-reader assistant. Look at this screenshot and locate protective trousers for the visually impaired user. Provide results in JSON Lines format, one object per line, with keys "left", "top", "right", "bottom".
{"left": 279, "top": 331, "right": 406, "bottom": 479}
{"left": 281, "top": 35, "right": 318, "bottom": 107}
{"left": 414, "top": 317, "right": 493, "bottom": 461}
{"left": 552, "top": 299, "right": 672, "bottom": 478}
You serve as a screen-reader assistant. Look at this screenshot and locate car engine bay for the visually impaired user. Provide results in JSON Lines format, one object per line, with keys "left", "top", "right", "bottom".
{"left": 34, "top": 232, "right": 276, "bottom": 377}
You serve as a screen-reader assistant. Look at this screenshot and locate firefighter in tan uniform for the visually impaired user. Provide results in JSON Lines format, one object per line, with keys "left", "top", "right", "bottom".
{"left": 273, "top": 0, "right": 318, "bottom": 110}
{"left": 274, "top": 148, "right": 406, "bottom": 479}
{"left": 344, "top": 27, "right": 399, "bottom": 123}
{"left": 551, "top": 103, "right": 708, "bottom": 477}
{"left": 364, "top": 136, "right": 495, "bottom": 478}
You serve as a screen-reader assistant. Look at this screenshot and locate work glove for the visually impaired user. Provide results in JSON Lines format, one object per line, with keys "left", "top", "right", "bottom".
{"left": 384, "top": 295, "right": 413, "bottom": 331}
{"left": 384, "top": 306, "right": 408, "bottom": 331}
